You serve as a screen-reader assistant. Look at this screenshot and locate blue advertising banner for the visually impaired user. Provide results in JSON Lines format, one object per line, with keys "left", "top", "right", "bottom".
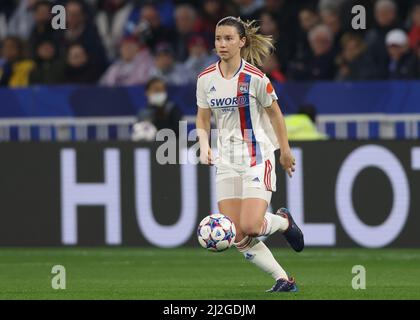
{"left": 1, "top": 81, "right": 419, "bottom": 118}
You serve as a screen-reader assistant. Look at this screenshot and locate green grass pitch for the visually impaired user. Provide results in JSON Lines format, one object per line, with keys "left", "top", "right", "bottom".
{"left": 0, "top": 248, "right": 419, "bottom": 300}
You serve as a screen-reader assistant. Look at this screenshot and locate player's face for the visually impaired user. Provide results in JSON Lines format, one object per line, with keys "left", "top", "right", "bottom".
{"left": 215, "top": 25, "right": 245, "bottom": 61}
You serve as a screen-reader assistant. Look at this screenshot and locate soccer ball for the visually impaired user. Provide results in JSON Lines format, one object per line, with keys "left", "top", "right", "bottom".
{"left": 197, "top": 213, "right": 236, "bottom": 252}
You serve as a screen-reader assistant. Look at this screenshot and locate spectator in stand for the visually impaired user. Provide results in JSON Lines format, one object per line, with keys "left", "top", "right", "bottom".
{"left": 385, "top": 29, "right": 419, "bottom": 79}
{"left": 28, "top": 1, "right": 59, "bottom": 58}
{"left": 59, "top": 43, "right": 102, "bottom": 84}
{"left": 149, "top": 42, "right": 190, "bottom": 85}
{"left": 233, "top": 0, "right": 264, "bottom": 21}
{"left": 318, "top": 0, "right": 347, "bottom": 12}
{"left": 0, "top": 36, "right": 34, "bottom": 87}
{"left": 295, "top": 7, "right": 320, "bottom": 62}
{"left": 285, "top": 104, "right": 328, "bottom": 141}
{"left": 29, "top": 39, "right": 63, "bottom": 85}
{"left": 184, "top": 34, "right": 217, "bottom": 79}
{"left": 172, "top": 4, "right": 202, "bottom": 62}
{"left": 199, "top": 0, "right": 237, "bottom": 35}
{"left": 416, "top": 40, "right": 420, "bottom": 76}
{"left": 96, "top": 0, "right": 134, "bottom": 61}
{"left": 335, "top": 33, "right": 371, "bottom": 81}
{"left": 288, "top": 25, "right": 336, "bottom": 80}
{"left": 135, "top": 77, "right": 183, "bottom": 137}
{"left": 263, "top": 0, "right": 296, "bottom": 17}
{"left": 60, "top": 0, "right": 108, "bottom": 71}
{"left": 199, "top": 0, "right": 222, "bottom": 35}
{"left": 263, "top": 0, "right": 301, "bottom": 62}
{"left": 265, "top": 0, "right": 302, "bottom": 28}
{"left": 1, "top": 0, "right": 419, "bottom": 86}
{"left": 299, "top": 6, "right": 321, "bottom": 33}
{"left": 124, "top": 4, "right": 173, "bottom": 53}
{"left": 151, "top": 0, "right": 176, "bottom": 28}
{"left": 7, "top": 0, "right": 36, "bottom": 40}
{"left": 408, "top": 2, "right": 420, "bottom": 50}
{"left": 125, "top": 0, "right": 175, "bottom": 31}
{"left": 365, "top": 0, "right": 402, "bottom": 78}
{"left": 100, "top": 35, "right": 154, "bottom": 86}
{"left": 259, "top": 11, "right": 291, "bottom": 72}
{"left": 0, "top": 1, "right": 17, "bottom": 37}
{"left": 0, "top": 56, "right": 4, "bottom": 73}
{"left": 262, "top": 54, "right": 286, "bottom": 83}
{"left": 320, "top": 6, "right": 344, "bottom": 55}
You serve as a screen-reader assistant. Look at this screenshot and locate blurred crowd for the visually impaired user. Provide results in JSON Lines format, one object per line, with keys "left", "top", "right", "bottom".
{"left": 0, "top": 0, "right": 420, "bottom": 88}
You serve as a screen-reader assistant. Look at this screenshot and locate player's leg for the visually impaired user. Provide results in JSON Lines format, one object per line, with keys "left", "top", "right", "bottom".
{"left": 258, "top": 210, "right": 289, "bottom": 238}
{"left": 257, "top": 208, "right": 304, "bottom": 252}
{"left": 216, "top": 175, "right": 245, "bottom": 242}
{"left": 238, "top": 195, "right": 287, "bottom": 279}
{"left": 237, "top": 195, "right": 297, "bottom": 292}
{"left": 215, "top": 171, "right": 279, "bottom": 244}
{"left": 249, "top": 155, "right": 304, "bottom": 252}
{"left": 218, "top": 198, "right": 244, "bottom": 241}
{"left": 260, "top": 157, "right": 288, "bottom": 237}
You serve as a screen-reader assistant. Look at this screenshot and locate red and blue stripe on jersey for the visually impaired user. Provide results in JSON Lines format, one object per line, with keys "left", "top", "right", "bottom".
{"left": 237, "top": 72, "right": 262, "bottom": 167}
{"left": 198, "top": 63, "right": 216, "bottom": 78}
{"left": 244, "top": 63, "right": 264, "bottom": 78}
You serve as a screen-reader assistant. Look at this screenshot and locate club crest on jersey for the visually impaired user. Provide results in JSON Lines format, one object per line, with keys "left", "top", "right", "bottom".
{"left": 238, "top": 82, "right": 249, "bottom": 94}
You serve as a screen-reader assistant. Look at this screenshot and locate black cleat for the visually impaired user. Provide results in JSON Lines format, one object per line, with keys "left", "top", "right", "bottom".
{"left": 277, "top": 207, "right": 305, "bottom": 252}
{"left": 266, "top": 277, "right": 298, "bottom": 292}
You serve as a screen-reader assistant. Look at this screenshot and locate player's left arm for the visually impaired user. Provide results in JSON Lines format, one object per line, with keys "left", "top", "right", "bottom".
{"left": 264, "top": 100, "right": 295, "bottom": 177}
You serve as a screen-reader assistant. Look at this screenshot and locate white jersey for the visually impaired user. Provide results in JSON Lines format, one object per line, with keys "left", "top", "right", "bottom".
{"left": 196, "top": 58, "right": 279, "bottom": 168}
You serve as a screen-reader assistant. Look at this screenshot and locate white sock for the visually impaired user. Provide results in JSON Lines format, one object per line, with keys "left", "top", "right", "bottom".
{"left": 259, "top": 212, "right": 289, "bottom": 237}
{"left": 235, "top": 236, "right": 288, "bottom": 280}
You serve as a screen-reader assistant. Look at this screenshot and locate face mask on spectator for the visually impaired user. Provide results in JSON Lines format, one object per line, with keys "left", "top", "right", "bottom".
{"left": 149, "top": 92, "right": 167, "bottom": 107}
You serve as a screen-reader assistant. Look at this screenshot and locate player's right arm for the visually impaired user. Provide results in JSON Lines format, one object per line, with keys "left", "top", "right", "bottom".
{"left": 196, "top": 73, "right": 214, "bottom": 165}
{"left": 196, "top": 107, "right": 213, "bottom": 165}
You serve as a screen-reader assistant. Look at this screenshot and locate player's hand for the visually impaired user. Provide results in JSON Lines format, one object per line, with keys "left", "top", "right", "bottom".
{"left": 280, "top": 149, "right": 295, "bottom": 178}
{"left": 200, "top": 146, "right": 214, "bottom": 166}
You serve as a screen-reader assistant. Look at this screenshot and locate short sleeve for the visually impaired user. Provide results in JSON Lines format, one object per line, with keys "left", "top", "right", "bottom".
{"left": 196, "top": 76, "right": 209, "bottom": 109}
{"left": 256, "top": 75, "right": 278, "bottom": 108}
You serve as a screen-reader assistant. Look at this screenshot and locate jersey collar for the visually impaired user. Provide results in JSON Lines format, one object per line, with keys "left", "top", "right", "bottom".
{"left": 217, "top": 58, "right": 244, "bottom": 79}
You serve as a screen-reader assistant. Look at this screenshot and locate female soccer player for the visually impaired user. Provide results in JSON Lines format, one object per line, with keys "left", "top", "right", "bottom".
{"left": 196, "top": 16, "right": 304, "bottom": 292}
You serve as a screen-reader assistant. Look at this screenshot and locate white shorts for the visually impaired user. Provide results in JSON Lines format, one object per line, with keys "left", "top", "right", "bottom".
{"left": 215, "top": 153, "right": 276, "bottom": 204}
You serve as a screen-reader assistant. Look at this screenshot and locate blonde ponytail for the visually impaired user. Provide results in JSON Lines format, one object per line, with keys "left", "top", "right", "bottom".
{"left": 239, "top": 18, "right": 275, "bottom": 67}
{"left": 216, "top": 16, "right": 275, "bottom": 67}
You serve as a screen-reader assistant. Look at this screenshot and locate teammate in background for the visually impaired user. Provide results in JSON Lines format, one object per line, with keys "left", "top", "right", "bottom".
{"left": 195, "top": 16, "right": 304, "bottom": 293}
